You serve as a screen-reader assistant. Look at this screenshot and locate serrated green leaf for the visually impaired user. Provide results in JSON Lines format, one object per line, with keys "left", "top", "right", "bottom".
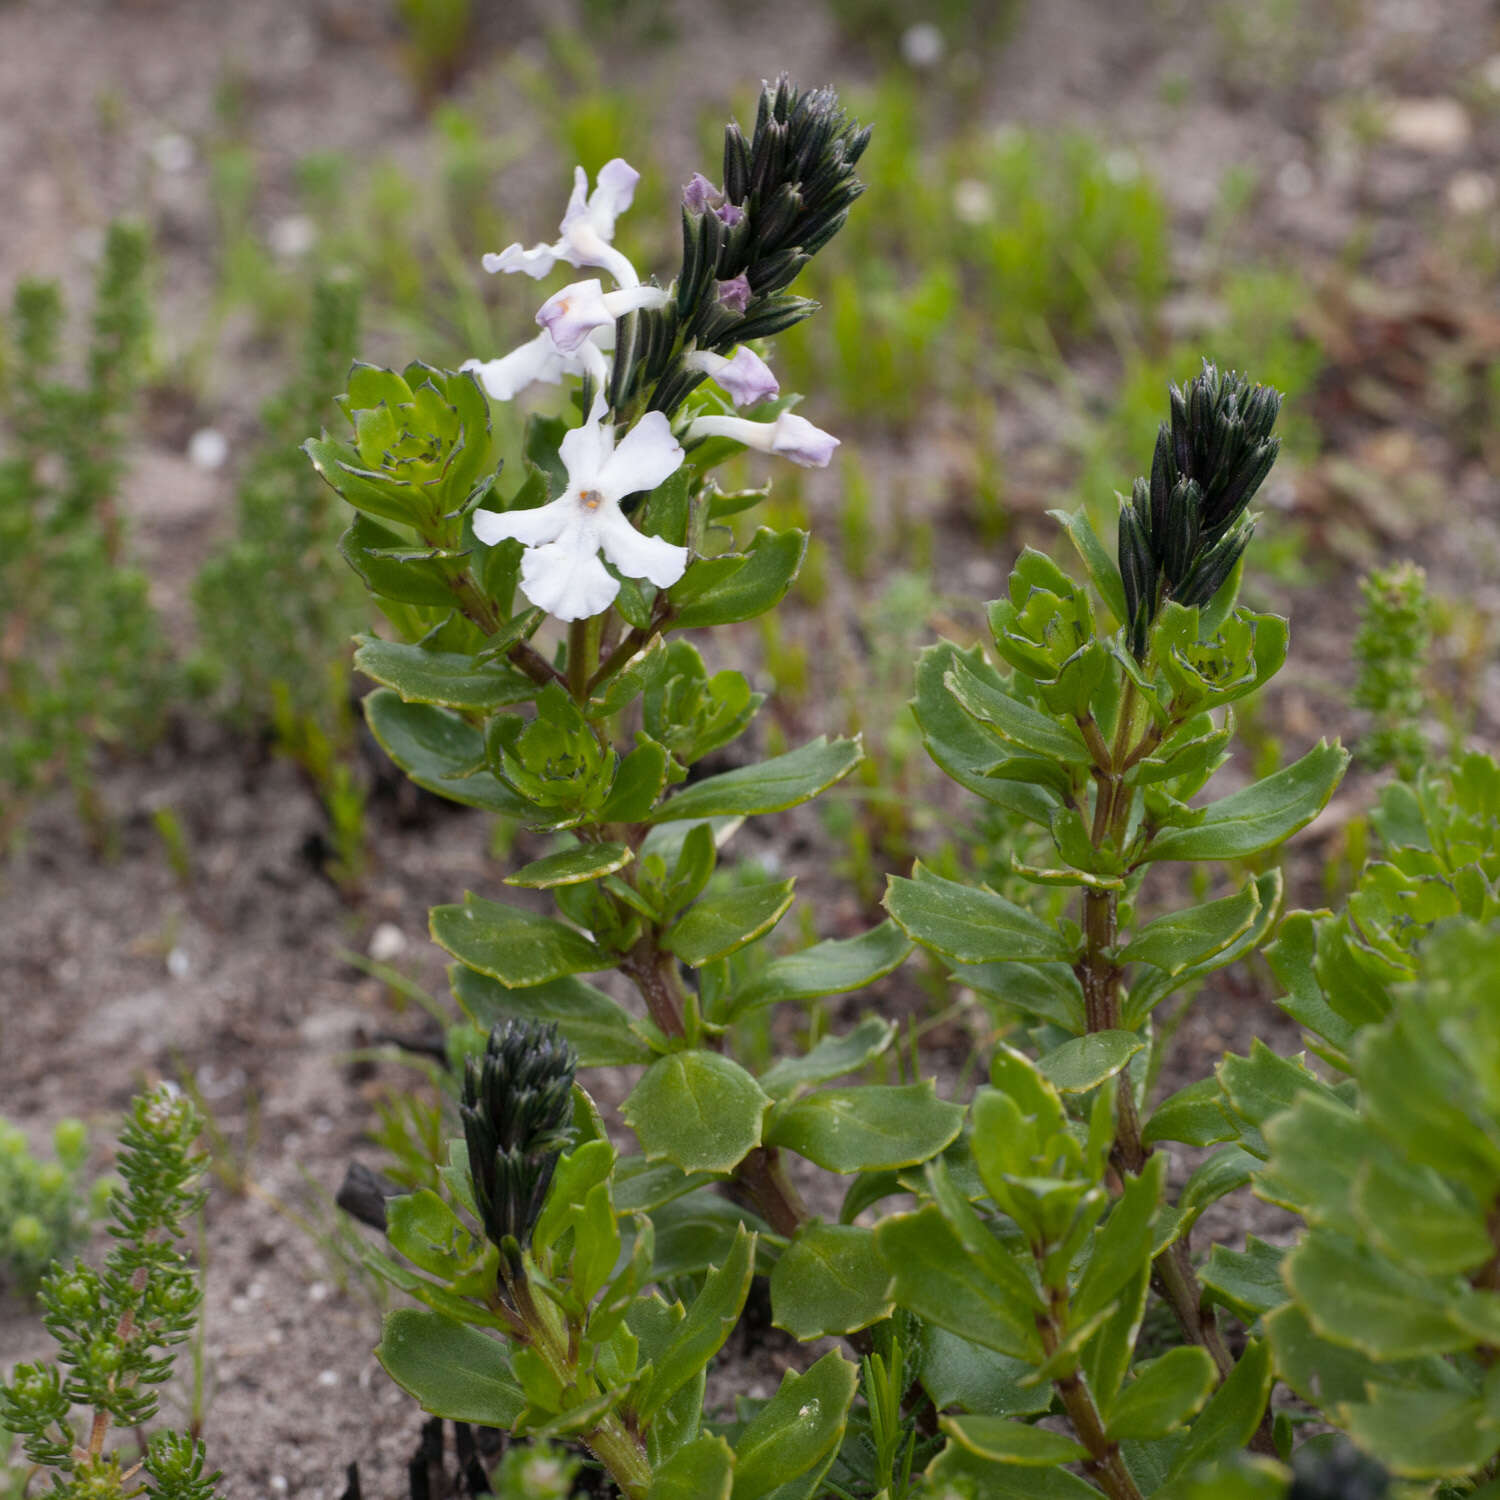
{"left": 1119, "top": 882, "right": 1262, "bottom": 974}
{"left": 671, "top": 527, "right": 807, "bottom": 629}
{"left": 917, "top": 1329, "right": 1053, "bottom": 1419}
{"left": 663, "top": 879, "right": 796, "bottom": 966}
{"left": 624, "top": 1052, "right": 769, "bottom": 1174}
{"left": 386, "top": 1190, "right": 483, "bottom": 1280}
{"left": 1201, "top": 1237, "right": 1286, "bottom": 1325}
{"left": 1142, "top": 741, "right": 1349, "bottom": 862}
{"left": 1144, "top": 1077, "right": 1240, "bottom": 1148}
{"left": 1165, "top": 1338, "right": 1272, "bottom": 1481}
{"left": 769, "top": 1223, "right": 893, "bottom": 1339}
{"left": 432, "top": 894, "right": 608, "bottom": 988}
{"left": 599, "top": 739, "right": 672, "bottom": 823}
{"left": 1049, "top": 505, "right": 1129, "bottom": 625}
{"left": 766, "top": 1083, "right": 965, "bottom": 1173}
{"left": 944, "top": 657, "right": 1093, "bottom": 764}
{"left": 886, "top": 865, "right": 1074, "bottom": 964}
{"left": 342, "top": 515, "right": 462, "bottom": 605}
{"left": 1340, "top": 1384, "right": 1500, "bottom": 1480}
{"left": 648, "top": 1435, "right": 734, "bottom": 1500}
{"left": 924, "top": 1440, "right": 1102, "bottom": 1497}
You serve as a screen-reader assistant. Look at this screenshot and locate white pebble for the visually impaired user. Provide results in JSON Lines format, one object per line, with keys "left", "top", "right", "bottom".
{"left": 268, "top": 214, "right": 316, "bottom": 259}
{"left": 188, "top": 428, "right": 228, "bottom": 471}
{"left": 151, "top": 132, "right": 194, "bottom": 173}
{"left": 307, "top": 1281, "right": 331, "bottom": 1303}
{"left": 317, "top": 1369, "right": 339, "bottom": 1387}
{"left": 166, "top": 947, "right": 191, "bottom": 980}
{"left": 1386, "top": 97, "right": 1471, "bottom": 153}
{"left": 1448, "top": 171, "right": 1495, "bottom": 215}
{"left": 900, "top": 22, "right": 945, "bottom": 68}
{"left": 368, "top": 922, "right": 408, "bottom": 963}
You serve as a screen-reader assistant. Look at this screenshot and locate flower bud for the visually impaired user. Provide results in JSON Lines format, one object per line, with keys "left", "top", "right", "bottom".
{"left": 460, "top": 1020, "right": 577, "bottom": 1272}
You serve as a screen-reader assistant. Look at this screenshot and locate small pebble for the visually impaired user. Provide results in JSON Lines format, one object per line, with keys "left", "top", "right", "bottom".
{"left": 900, "top": 22, "right": 945, "bottom": 68}
{"left": 317, "top": 1369, "right": 339, "bottom": 1387}
{"left": 166, "top": 947, "right": 191, "bottom": 980}
{"left": 368, "top": 922, "right": 407, "bottom": 963}
{"left": 307, "top": 1281, "right": 331, "bottom": 1303}
{"left": 1386, "top": 97, "right": 1471, "bottom": 153}
{"left": 151, "top": 132, "right": 194, "bottom": 173}
{"left": 1448, "top": 170, "right": 1495, "bottom": 215}
{"left": 188, "top": 428, "right": 229, "bottom": 471}
{"left": 268, "top": 213, "right": 316, "bottom": 259}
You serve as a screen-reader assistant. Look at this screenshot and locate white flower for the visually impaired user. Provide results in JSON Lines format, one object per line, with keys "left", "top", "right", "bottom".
{"left": 462, "top": 326, "right": 614, "bottom": 402}
{"left": 684, "top": 347, "right": 779, "bottom": 407}
{"left": 472, "top": 411, "right": 687, "bottom": 621}
{"left": 482, "top": 158, "right": 642, "bottom": 287}
{"left": 686, "top": 411, "right": 840, "bottom": 468}
{"left": 536, "top": 279, "right": 669, "bottom": 354}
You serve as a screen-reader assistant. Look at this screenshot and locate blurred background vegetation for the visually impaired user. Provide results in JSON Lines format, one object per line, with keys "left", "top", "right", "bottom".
{"left": 2, "top": 0, "right": 1498, "bottom": 898}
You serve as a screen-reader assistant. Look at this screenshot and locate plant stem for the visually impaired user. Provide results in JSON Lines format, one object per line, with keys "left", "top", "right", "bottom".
{"left": 620, "top": 935, "right": 688, "bottom": 1038}
{"left": 730, "top": 1146, "right": 808, "bottom": 1239}
{"left": 1039, "top": 1307, "right": 1144, "bottom": 1500}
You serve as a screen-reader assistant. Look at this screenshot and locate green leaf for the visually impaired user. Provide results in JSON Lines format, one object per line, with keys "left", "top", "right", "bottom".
{"left": 885, "top": 865, "right": 1074, "bottom": 965}
{"left": 728, "top": 1350, "right": 858, "bottom": 1500}
{"left": 599, "top": 740, "right": 672, "bottom": 823}
{"left": 769, "top": 1223, "right": 893, "bottom": 1339}
{"left": 342, "top": 515, "right": 462, "bottom": 605}
{"left": 431, "top": 894, "right": 609, "bottom": 988}
{"left": 1353, "top": 1152, "right": 1494, "bottom": 1277}
{"left": 917, "top": 1329, "right": 1052, "bottom": 1419}
{"left": 1339, "top": 1384, "right": 1500, "bottom": 1479}
{"left": 637, "top": 1225, "right": 756, "bottom": 1425}
{"left": 364, "top": 690, "right": 530, "bottom": 815}
{"left": 648, "top": 1435, "right": 735, "bottom": 1500}
{"left": 1264, "top": 911, "right": 1356, "bottom": 1063}
{"left": 451, "top": 967, "right": 652, "bottom": 1067}
{"left": 959, "top": 959, "right": 1087, "bottom": 1036}
{"left": 354, "top": 637, "right": 534, "bottom": 711}
{"left": 1144, "top": 1077, "right": 1239, "bottom": 1149}
{"left": 614, "top": 1157, "right": 717, "bottom": 1214}
{"left": 940, "top": 1415, "right": 1087, "bottom": 1466}
{"left": 758, "top": 1018, "right": 896, "bottom": 1101}
{"left": 386, "top": 1190, "right": 482, "bottom": 1280}
{"left": 623, "top": 1052, "right": 770, "bottom": 1174}
{"left": 766, "top": 1083, "right": 965, "bottom": 1173}
{"left": 1218, "top": 1040, "right": 1335, "bottom": 1155}
{"left": 1283, "top": 1231, "right": 1471, "bottom": 1359}
{"left": 1036, "top": 1031, "right": 1144, "bottom": 1093}
{"left": 1074, "top": 1155, "right": 1165, "bottom": 1327}
{"left": 911, "top": 642, "right": 1060, "bottom": 824}
{"left": 875, "top": 1206, "right": 1042, "bottom": 1361}
{"left": 1105, "top": 1347, "right": 1216, "bottom": 1441}
{"left": 1166, "top": 1339, "right": 1272, "bottom": 1481}
{"left": 671, "top": 526, "right": 808, "bottom": 629}
{"left": 1118, "top": 882, "right": 1262, "bottom": 975}
{"left": 648, "top": 737, "right": 862, "bottom": 822}
{"left": 648, "top": 1189, "right": 766, "bottom": 1280}
{"left": 944, "top": 657, "right": 1093, "bottom": 764}
{"left": 506, "top": 841, "right": 633, "bottom": 889}
{"left": 730, "top": 921, "right": 912, "bottom": 1017}
{"left": 376, "top": 1310, "right": 524, "bottom": 1426}
{"left": 925, "top": 1441, "right": 1102, "bottom": 1498}
{"left": 1201, "top": 1237, "right": 1286, "bottom": 1324}
{"left": 1048, "top": 506, "right": 1129, "bottom": 624}
{"left": 663, "top": 879, "right": 796, "bottom": 966}
{"left": 1143, "top": 741, "right": 1349, "bottom": 862}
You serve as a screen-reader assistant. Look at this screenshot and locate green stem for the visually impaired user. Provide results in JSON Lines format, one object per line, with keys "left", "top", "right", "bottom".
{"left": 1039, "top": 1303, "right": 1144, "bottom": 1500}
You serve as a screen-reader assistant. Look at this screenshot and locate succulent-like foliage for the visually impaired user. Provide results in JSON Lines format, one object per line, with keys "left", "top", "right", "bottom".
{"left": 460, "top": 1020, "right": 577, "bottom": 1271}
{"left": 1119, "top": 361, "right": 1281, "bottom": 657}
{"left": 1352, "top": 561, "right": 1431, "bottom": 780}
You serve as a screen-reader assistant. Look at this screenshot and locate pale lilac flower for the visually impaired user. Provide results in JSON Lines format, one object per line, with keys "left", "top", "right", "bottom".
{"left": 684, "top": 347, "right": 779, "bottom": 406}
{"left": 482, "top": 158, "right": 642, "bottom": 287}
{"left": 682, "top": 173, "right": 746, "bottom": 226}
{"left": 687, "top": 411, "right": 840, "bottom": 468}
{"left": 472, "top": 411, "right": 687, "bottom": 621}
{"left": 536, "top": 278, "right": 669, "bottom": 354}
{"left": 462, "top": 326, "right": 614, "bottom": 403}
{"left": 717, "top": 274, "right": 752, "bottom": 312}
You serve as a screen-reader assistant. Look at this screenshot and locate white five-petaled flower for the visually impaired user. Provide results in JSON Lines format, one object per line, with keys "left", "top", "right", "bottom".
{"left": 536, "top": 278, "right": 670, "bottom": 354}
{"left": 684, "top": 347, "right": 779, "bottom": 407}
{"left": 472, "top": 411, "right": 687, "bottom": 622}
{"left": 462, "top": 326, "right": 614, "bottom": 403}
{"left": 483, "top": 158, "right": 642, "bottom": 287}
{"left": 686, "top": 411, "right": 840, "bottom": 468}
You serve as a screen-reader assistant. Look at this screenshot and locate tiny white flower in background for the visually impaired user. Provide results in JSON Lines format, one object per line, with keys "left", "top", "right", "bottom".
{"left": 684, "top": 346, "right": 779, "bottom": 406}
{"left": 472, "top": 411, "right": 687, "bottom": 621}
{"left": 536, "top": 278, "right": 669, "bottom": 354}
{"left": 463, "top": 325, "right": 614, "bottom": 403}
{"left": 900, "top": 22, "right": 945, "bottom": 69}
{"left": 188, "top": 428, "right": 229, "bottom": 471}
{"left": 483, "top": 158, "right": 642, "bottom": 287}
{"left": 268, "top": 213, "right": 317, "bottom": 259}
{"left": 686, "top": 411, "right": 839, "bottom": 468}
{"left": 951, "top": 178, "right": 994, "bottom": 225}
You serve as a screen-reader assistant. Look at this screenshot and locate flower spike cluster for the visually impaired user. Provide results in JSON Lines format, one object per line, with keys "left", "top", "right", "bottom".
{"left": 1118, "top": 360, "right": 1282, "bottom": 658}
{"left": 460, "top": 1020, "right": 577, "bottom": 1276}
{"left": 463, "top": 77, "right": 863, "bottom": 622}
